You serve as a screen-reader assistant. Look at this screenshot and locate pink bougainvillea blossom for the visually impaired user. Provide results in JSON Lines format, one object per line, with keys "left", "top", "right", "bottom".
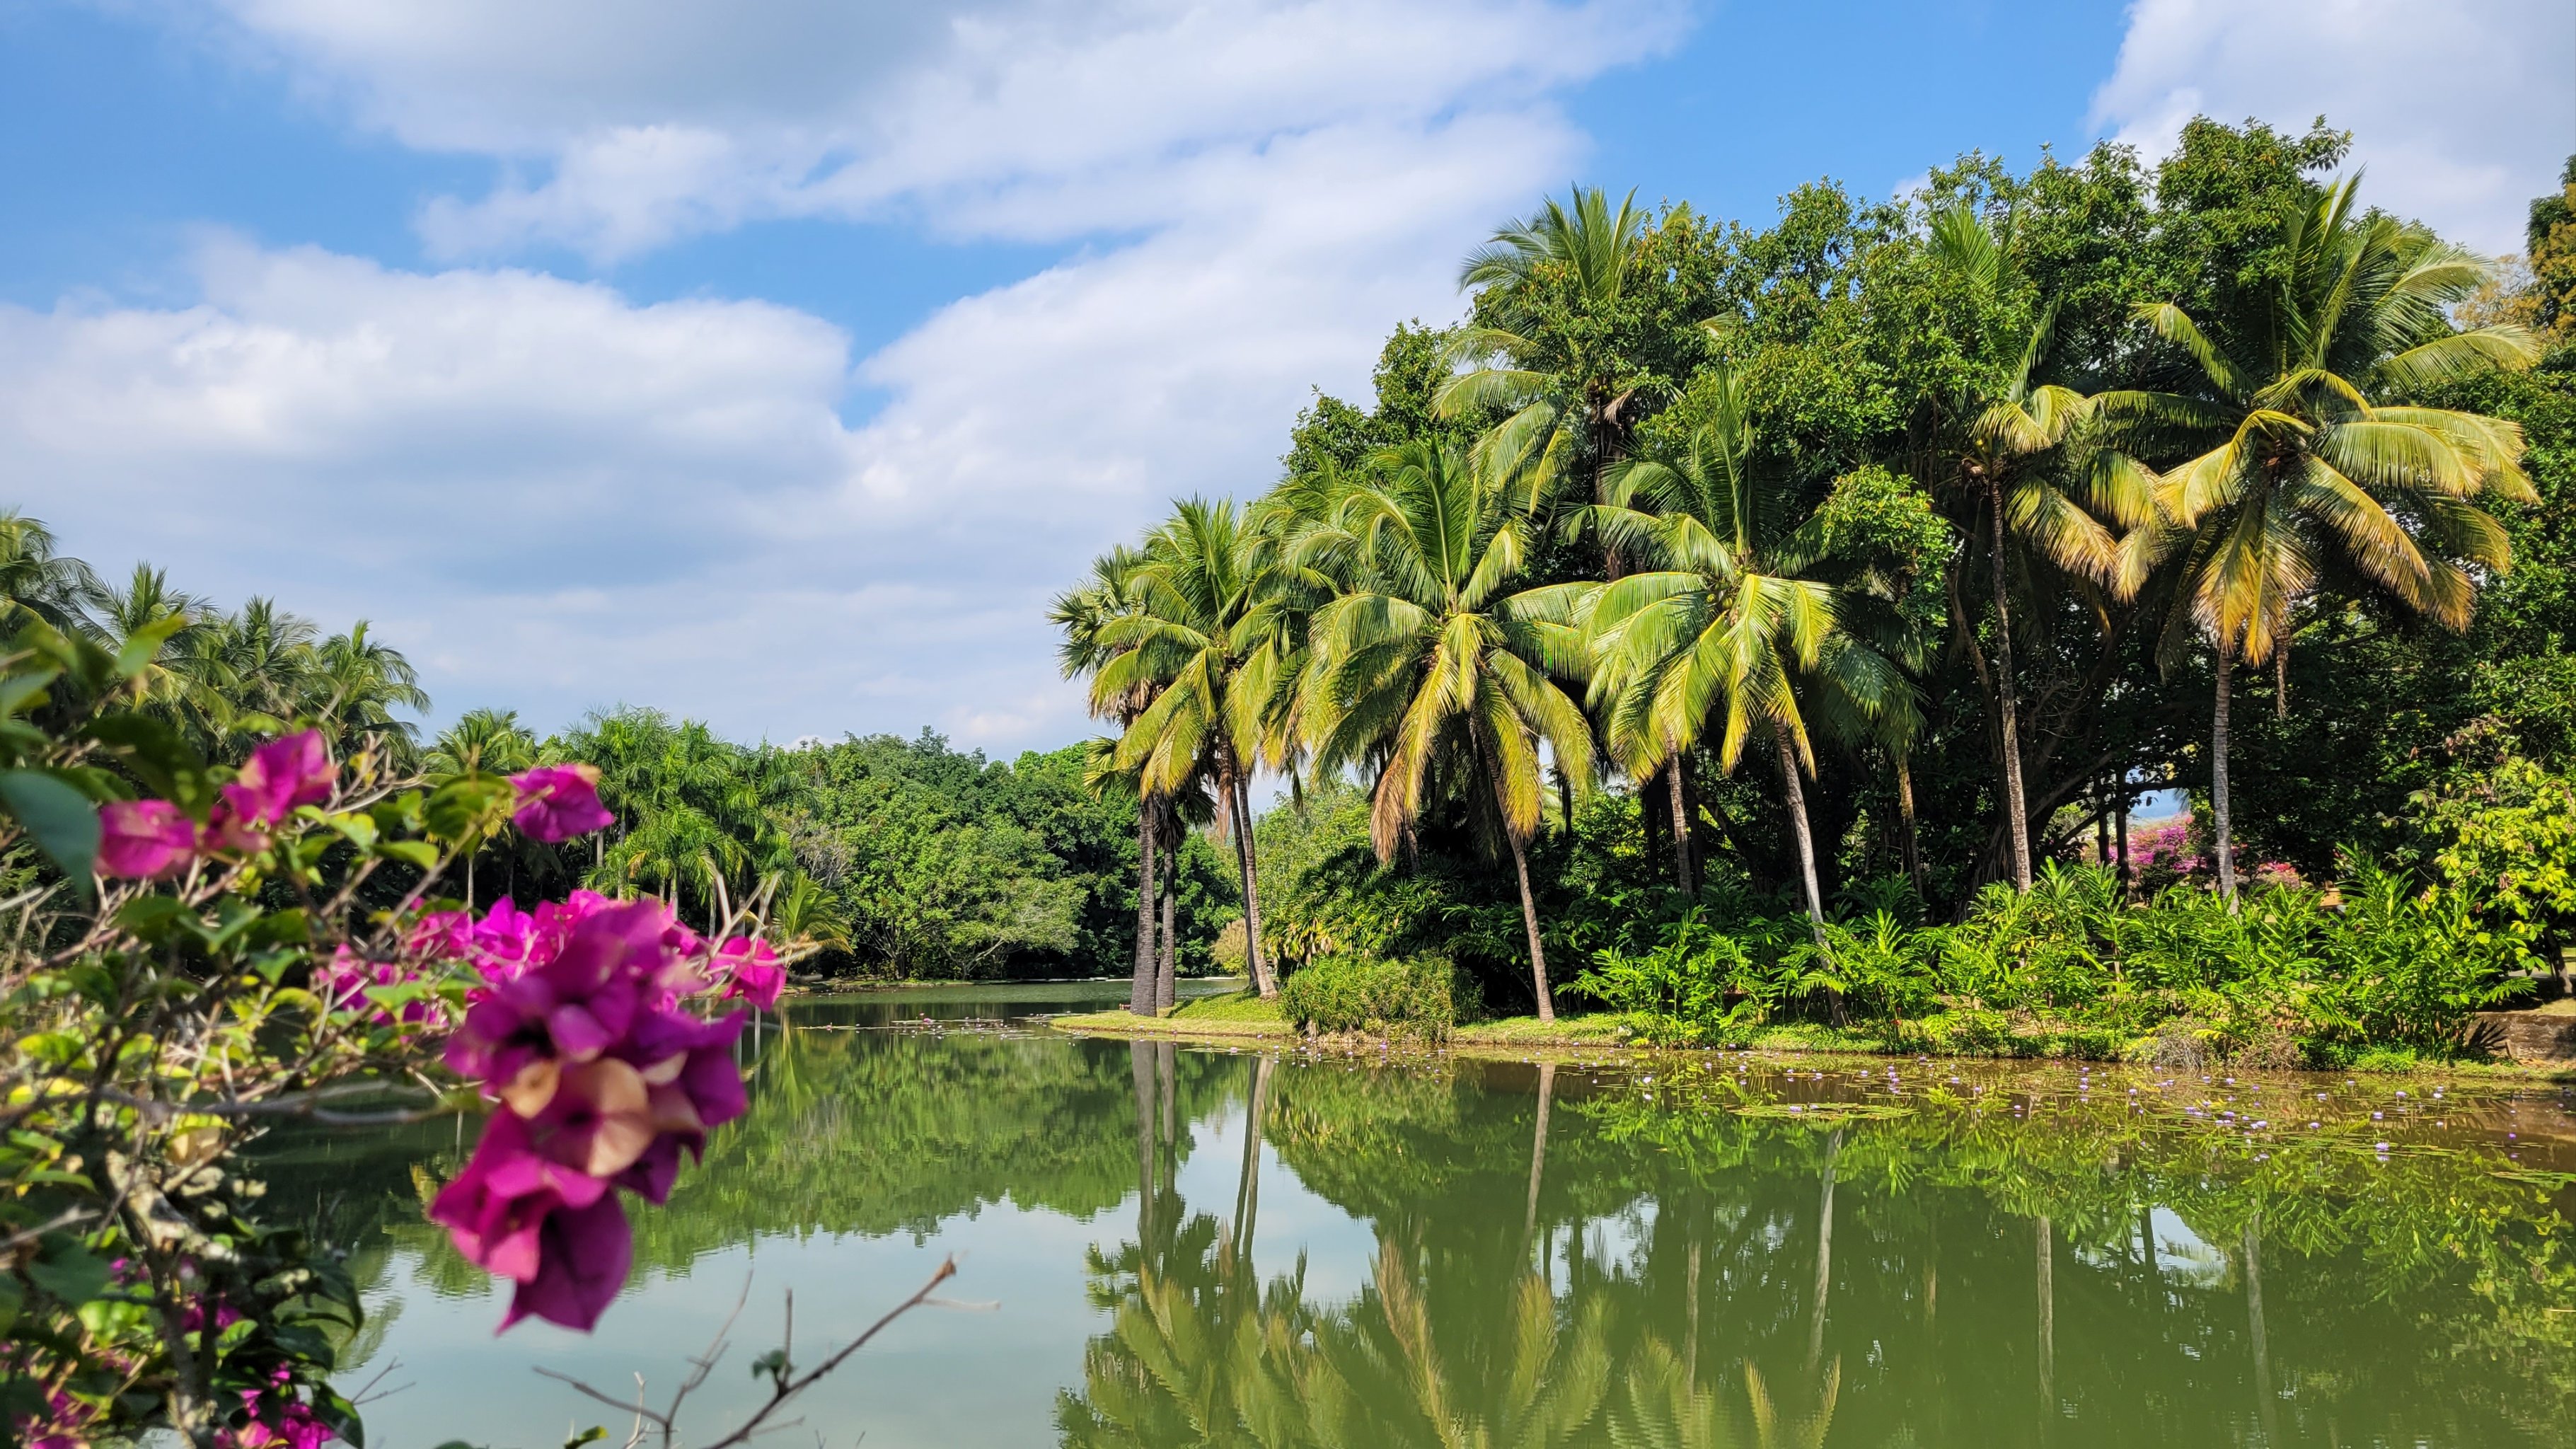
{"left": 509, "top": 763, "right": 615, "bottom": 843}
{"left": 223, "top": 1367, "right": 333, "bottom": 1449}
{"left": 713, "top": 936, "right": 785, "bottom": 1010}
{"left": 427, "top": 886, "right": 770, "bottom": 1334}
{"left": 503, "top": 1190, "right": 633, "bottom": 1332}
{"left": 203, "top": 730, "right": 337, "bottom": 852}
{"left": 96, "top": 799, "right": 197, "bottom": 878}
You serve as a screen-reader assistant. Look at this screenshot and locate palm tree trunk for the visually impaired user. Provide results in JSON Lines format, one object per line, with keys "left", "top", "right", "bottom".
{"left": 1231, "top": 1054, "right": 1270, "bottom": 1263}
{"left": 1808, "top": 1129, "right": 1841, "bottom": 1372}
{"left": 1523, "top": 1061, "right": 1554, "bottom": 1252}
{"left": 1131, "top": 1042, "right": 1156, "bottom": 1242}
{"left": 2113, "top": 770, "right": 2131, "bottom": 896}
{"left": 2245, "top": 1217, "right": 2278, "bottom": 1446}
{"left": 1508, "top": 828, "right": 1554, "bottom": 1024}
{"left": 2212, "top": 644, "right": 2239, "bottom": 907}
{"left": 1156, "top": 812, "right": 1178, "bottom": 1012}
{"left": 2036, "top": 1215, "right": 2055, "bottom": 1411}
{"left": 1988, "top": 484, "right": 2034, "bottom": 891}
{"left": 1556, "top": 761, "right": 1576, "bottom": 836}
{"left": 1667, "top": 755, "right": 1697, "bottom": 895}
{"left": 1132, "top": 803, "right": 1159, "bottom": 1015}
{"left": 1895, "top": 750, "right": 1924, "bottom": 896}
{"left": 1774, "top": 723, "right": 1827, "bottom": 937}
{"left": 1228, "top": 770, "right": 1277, "bottom": 998}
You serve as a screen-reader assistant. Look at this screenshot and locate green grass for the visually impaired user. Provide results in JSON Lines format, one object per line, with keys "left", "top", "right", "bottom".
{"left": 1455, "top": 1014, "right": 1629, "bottom": 1045}
{"left": 1051, "top": 992, "right": 1293, "bottom": 1039}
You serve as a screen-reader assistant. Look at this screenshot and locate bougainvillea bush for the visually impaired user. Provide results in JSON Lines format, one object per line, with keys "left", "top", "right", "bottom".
{"left": 0, "top": 623, "right": 787, "bottom": 1448}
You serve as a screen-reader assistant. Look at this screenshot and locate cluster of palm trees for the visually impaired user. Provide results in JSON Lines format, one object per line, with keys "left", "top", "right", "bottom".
{"left": 0, "top": 513, "right": 430, "bottom": 763}
{"left": 1061, "top": 176, "right": 2541, "bottom": 1020}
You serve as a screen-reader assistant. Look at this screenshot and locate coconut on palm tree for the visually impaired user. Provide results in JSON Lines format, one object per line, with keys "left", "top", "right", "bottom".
{"left": 2102, "top": 178, "right": 2541, "bottom": 902}
{"left": 1297, "top": 441, "right": 1595, "bottom": 1022}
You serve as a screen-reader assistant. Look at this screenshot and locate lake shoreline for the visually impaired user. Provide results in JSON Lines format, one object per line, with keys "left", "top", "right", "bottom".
{"left": 1047, "top": 1000, "right": 2576, "bottom": 1080}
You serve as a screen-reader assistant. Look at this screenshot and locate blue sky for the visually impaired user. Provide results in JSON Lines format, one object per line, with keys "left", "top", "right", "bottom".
{"left": 4, "top": 0, "right": 2570, "bottom": 751}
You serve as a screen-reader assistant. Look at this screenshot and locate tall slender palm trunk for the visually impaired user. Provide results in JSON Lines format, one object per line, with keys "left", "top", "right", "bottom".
{"left": 1988, "top": 485, "right": 2034, "bottom": 891}
{"left": 1774, "top": 724, "right": 1827, "bottom": 937}
{"left": 1231, "top": 1054, "right": 1270, "bottom": 1262}
{"left": 1894, "top": 751, "right": 1924, "bottom": 896}
{"left": 2036, "top": 1216, "right": 2055, "bottom": 1411}
{"left": 1523, "top": 1061, "right": 1555, "bottom": 1252}
{"left": 1155, "top": 813, "right": 1177, "bottom": 1012}
{"left": 1508, "top": 830, "right": 1554, "bottom": 1024}
{"left": 2212, "top": 645, "right": 2239, "bottom": 907}
{"left": 1131, "top": 804, "right": 1160, "bottom": 1015}
{"left": 1228, "top": 770, "right": 1277, "bottom": 997}
{"left": 1666, "top": 756, "right": 1697, "bottom": 894}
{"left": 1808, "top": 1130, "right": 1841, "bottom": 1372}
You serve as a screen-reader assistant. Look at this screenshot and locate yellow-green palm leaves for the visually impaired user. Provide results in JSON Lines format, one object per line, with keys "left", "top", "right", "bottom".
{"left": 2102, "top": 178, "right": 2539, "bottom": 901}
{"left": 1300, "top": 441, "right": 1595, "bottom": 1019}
{"left": 1439, "top": 187, "right": 1656, "bottom": 504}
{"left": 2110, "top": 178, "right": 2540, "bottom": 664}
{"left": 1097, "top": 500, "right": 1293, "bottom": 996}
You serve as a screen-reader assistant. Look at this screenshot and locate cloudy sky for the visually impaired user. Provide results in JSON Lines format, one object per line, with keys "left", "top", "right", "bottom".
{"left": 4, "top": 0, "right": 2570, "bottom": 751}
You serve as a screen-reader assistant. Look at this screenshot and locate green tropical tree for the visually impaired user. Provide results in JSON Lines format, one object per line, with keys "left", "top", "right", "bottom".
{"left": 1055, "top": 545, "right": 1173, "bottom": 1012}
{"left": 0, "top": 509, "right": 99, "bottom": 635}
{"left": 308, "top": 620, "right": 429, "bottom": 763}
{"left": 1100, "top": 502, "right": 1292, "bottom": 998}
{"left": 1298, "top": 441, "right": 1596, "bottom": 1020}
{"left": 1439, "top": 186, "right": 1658, "bottom": 512}
{"left": 1586, "top": 368, "right": 1910, "bottom": 931}
{"left": 78, "top": 563, "right": 209, "bottom": 722}
{"left": 1924, "top": 202, "right": 2156, "bottom": 890}
{"left": 2103, "top": 178, "right": 2542, "bottom": 901}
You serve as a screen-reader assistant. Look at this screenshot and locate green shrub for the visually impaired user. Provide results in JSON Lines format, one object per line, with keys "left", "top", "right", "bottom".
{"left": 1571, "top": 909, "right": 1760, "bottom": 1045}
{"left": 1278, "top": 952, "right": 1458, "bottom": 1041}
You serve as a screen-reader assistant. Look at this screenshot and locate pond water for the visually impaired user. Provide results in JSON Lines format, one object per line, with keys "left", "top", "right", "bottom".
{"left": 260, "top": 981, "right": 2576, "bottom": 1448}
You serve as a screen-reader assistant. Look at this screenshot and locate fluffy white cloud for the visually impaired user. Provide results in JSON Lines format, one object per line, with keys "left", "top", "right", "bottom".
{"left": 2091, "top": 0, "right": 2575, "bottom": 256}
{"left": 7, "top": 1, "right": 1684, "bottom": 748}
{"left": 190, "top": 0, "right": 1685, "bottom": 260}
{"left": 4, "top": 117, "right": 1588, "bottom": 748}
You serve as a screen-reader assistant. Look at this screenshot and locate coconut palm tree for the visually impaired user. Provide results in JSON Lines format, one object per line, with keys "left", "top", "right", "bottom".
{"left": 1100, "top": 502, "right": 1292, "bottom": 999}
{"left": 309, "top": 621, "right": 429, "bottom": 764}
{"left": 1298, "top": 441, "right": 1596, "bottom": 1022}
{"left": 1586, "top": 366, "right": 1912, "bottom": 933}
{"left": 0, "top": 511, "right": 99, "bottom": 637}
{"left": 2100, "top": 178, "right": 2541, "bottom": 902}
{"left": 1056, "top": 546, "right": 1172, "bottom": 1014}
{"left": 1924, "top": 202, "right": 2157, "bottom": 891}
{"left": 79, "top": 563, "right": 209, "bottom": 722}
{"left": 1438, "top": 187, "right": 1656, "bottom": 514}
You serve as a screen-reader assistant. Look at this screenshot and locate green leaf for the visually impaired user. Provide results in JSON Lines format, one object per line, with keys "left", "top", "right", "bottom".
{"left": 375, "top": 839, "right": 439, "bottom": 870}
{"left": 83, "top": 713, "right": 213, "bottom": 807}
{"left": 0, "top": 666, "right": 59, "bottom": 720}
{"left": 0, "top": 1271, "right": 23, "bottom": 1335}
{"left": 26, "top": 1239, "right": 112, "bottom": 1306}
{"left": 0, "top": 768, "right": 100, "bottom": 882}
{"left": 112, "top": 614, "right": 187, "bottom": 680}
{"left": 563, "top": 1429, "right": 607, "bottom": 1449}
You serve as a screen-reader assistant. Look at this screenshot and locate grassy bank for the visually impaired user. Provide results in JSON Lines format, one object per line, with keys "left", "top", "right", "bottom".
{"left": 1049, "top": 993, "right": 2576, "bottom": 1078}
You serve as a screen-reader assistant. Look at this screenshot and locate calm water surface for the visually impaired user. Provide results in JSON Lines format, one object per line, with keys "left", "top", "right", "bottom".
{"left": 261, "top": 981, "right": 2576, "bottom": 1448}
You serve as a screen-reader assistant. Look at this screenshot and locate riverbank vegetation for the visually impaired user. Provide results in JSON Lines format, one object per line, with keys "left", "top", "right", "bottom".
{"left": 1058, "top": 122, "right": 2576, "bottom": 1068}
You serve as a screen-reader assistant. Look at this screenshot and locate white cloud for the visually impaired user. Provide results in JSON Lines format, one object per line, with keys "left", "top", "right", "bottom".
{"left": 187, "top": 0, "right": 1686, "bottom": 260}
{"left": 6, "top": 2, "right": 1683, "bottom": 749}
{"left": 2090, "top": 0, "right": 2576, "bottom": 257}
{"left": 4, "top": 117, "right": 1588, "bottom": 749}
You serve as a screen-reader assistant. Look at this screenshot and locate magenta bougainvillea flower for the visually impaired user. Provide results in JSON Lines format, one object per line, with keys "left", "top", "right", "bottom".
{"left": 204, "top": 730, "right": 336, "bottom": 851}
{"left": 714, "top": 936, "right": 785, "bottom": 1010}
{"left": 503, "top": 1190, "right": 634, "bottom": 1332}
{"left": 509, "top": 763, "right": 616, "bottom": 843}
{"left": 96, "top": 799, "right": 196, "bottom": 878}
{"left": 427, "top": 888, "right": 770, "bottom": 1333}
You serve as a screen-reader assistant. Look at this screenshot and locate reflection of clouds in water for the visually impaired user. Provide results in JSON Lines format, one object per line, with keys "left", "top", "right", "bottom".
{"left": 1537, "top": 1199, "right": 1658, "bottom": 1295}
{"left": 2070, "top": 1205, "right": 2229, "bottom": 1288}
